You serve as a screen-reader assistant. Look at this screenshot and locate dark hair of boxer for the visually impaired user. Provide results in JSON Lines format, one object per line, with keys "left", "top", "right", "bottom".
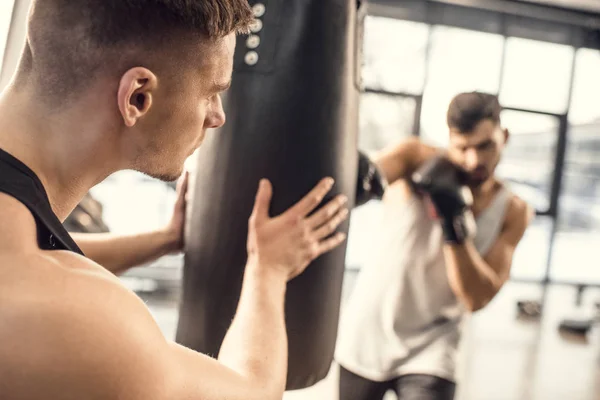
{"left": 14, "top": 0, "right": 253, "bottom": 107}
{"left": 445, "top": 92, "right": 507, "bottom": 189}
{"left": 446, "top": 92, "right": 501, "bottom": 133}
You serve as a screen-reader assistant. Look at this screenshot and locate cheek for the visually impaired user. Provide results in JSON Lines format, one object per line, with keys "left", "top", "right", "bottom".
{"left": 448, "top": 149, "right": 465, "bottom": 166}
{"left": 174, "top": 100, "right": 205, "bottom": 137}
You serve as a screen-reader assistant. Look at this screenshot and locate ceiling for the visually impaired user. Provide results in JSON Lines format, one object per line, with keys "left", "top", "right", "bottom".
{"left": 519, "top": 0, "right": 600, "bottom": 13}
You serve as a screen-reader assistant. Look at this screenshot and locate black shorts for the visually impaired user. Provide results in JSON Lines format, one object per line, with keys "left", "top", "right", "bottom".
{"left": 339, "top": 365, "right": 456, "bottom": 400}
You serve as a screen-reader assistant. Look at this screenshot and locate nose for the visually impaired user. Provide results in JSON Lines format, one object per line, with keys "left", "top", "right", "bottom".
{"left": 206, "top": 95, "right": 226, "bottom": 129}
{"left": 464, "top": 148, "right": 480, "bottom": 170}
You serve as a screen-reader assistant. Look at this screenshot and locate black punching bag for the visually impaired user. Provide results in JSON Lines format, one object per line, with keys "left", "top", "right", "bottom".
{"left": 176, "top": 0, "right": 360, "bottom": 390}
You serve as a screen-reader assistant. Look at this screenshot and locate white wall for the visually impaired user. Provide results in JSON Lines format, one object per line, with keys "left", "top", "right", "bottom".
{"left": 0, "top": 0, "right": 32, "bottom": 91}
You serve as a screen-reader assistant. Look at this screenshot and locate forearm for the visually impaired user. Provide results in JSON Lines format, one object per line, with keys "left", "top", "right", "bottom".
{"left": 71, "top": 230, "right": 177, "bottom": 274}
{"left": 444, "top": 241, "right": 502, "bottom": 311}
{"left": 217, "top": 261, "right": 288, "bottom": 398}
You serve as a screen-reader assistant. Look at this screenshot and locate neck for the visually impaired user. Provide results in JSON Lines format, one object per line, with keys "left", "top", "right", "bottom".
{"left": 0, "top": 85, "right": 124, "bottom": 221}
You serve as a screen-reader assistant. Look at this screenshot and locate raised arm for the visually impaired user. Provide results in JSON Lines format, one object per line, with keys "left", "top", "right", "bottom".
{"left": 374, "top": 137, "right": 439, "bottom": 185}
{"left": 443, "top": 196, "right": 534, "bottom": 311}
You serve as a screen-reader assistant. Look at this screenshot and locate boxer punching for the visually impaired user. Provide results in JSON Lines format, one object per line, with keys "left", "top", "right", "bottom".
{"left": 336, "top": 92, "right": 534, "bottom": 400}
{"left": 0, "top": 1, "right": 351, "bottom": 399}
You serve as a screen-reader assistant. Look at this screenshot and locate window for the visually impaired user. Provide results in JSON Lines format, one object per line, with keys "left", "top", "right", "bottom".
{"left": 499, "top": 37, "right": 574, "bottom": 114}
{"left": 420, "top": 26, "right": 505, "bottom": 146}
{"left": 345, "top": 95, "right": 417, "bottom": 270}
{"left": 549, "top": 48, "right": 600, "bottom": 284}
{"left": 509, "top": 216, "right": 553, "bottom": 280}
{"left": 0, "top": 0, "right": 15, "bottom": 76}
{"left": 568, "top": 48, "right": 600, "bottom": 125}
{"left": 361, "top": 16, "right": 429, "bottom": 95}
{"left": 358, "top": 93, "right": 417, "bottom": 153}
{"left": 89, "top": 171, "right": 176, "bottom": 235}
{"left": 496, "top": 110, "right": 559, "bottom": 212}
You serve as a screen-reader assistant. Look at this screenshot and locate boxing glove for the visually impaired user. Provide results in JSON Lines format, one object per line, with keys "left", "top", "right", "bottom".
{"left": 355, "top": 151, "right": 387, "bottom": 207}
{"left": 411, "top": 155, "right": 476, "bottom": 244}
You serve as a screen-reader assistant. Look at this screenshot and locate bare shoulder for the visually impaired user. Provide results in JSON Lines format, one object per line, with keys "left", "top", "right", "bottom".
{"left": 0, "top": 251, "right": 174, "bottom": 400}
{"left": 501, "top": 189, "right": 535, "bottom": 242}
{"left": 0, "top": 192, "right": 41, "bottom": 251}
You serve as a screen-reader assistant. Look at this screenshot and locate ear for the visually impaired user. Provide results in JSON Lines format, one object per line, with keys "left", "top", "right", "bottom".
{"left": 117, "top": 67, "right": 158, "bottom": 128}
{"left": 502, "top": 127, "right": 510, "bottom": 144}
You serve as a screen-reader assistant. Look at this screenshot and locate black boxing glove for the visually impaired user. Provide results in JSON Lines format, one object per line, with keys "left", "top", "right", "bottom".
{"left": 411, "top": 155, "right": 476, "bottom": 244}
{"left": 355, "top": 151, "right": 387, "bottom": 207}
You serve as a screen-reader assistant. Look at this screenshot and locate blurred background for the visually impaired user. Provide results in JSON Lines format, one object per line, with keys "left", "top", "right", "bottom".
{"left": 1, "top": 0, "right": 599, "bottom": 399}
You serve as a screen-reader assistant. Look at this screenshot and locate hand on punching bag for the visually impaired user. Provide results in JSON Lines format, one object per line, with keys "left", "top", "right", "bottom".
{"left": 246, "top": 178, "right": 350, "bottom": 280}
{"left": 411, "top": 155, "right": 477, "bottom": 244}
{"left": 355, "top": 151, "right": 388, "bottom": 207}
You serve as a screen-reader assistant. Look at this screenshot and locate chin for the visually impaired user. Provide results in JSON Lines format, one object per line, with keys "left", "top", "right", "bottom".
{"left": 140, "top": 163, "right": 185, "bottom": 183}
{"left": 467, "top": 177, "right": 487, "bottom": 190}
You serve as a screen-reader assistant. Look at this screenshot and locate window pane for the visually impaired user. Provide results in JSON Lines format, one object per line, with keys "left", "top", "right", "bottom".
{"left": 358, "top": 93, "right": 416, "bottom": 153}
{"left": 347, "top": 94, "right": 416, "bottom": 270}
{"left": 420, "top": 26, "right": 504, "bottom": 146}
{"left": 89, "top": 171, "right": 176, "bottom": 235}
{"left": 361, "top": 16, "right": 429, "bottom": 94}
{"left": 0, "top": 0, "right": 15, "bottom": 76}
{"left": 496, "top": 110, "right": 559, "bottom": 212}
{"left": 499, "top": 37, "right": 574, "bottom": 114}
{"left": 568, "top": 48, "right": 600, "bottom": 125}
{"left": 509, "top": 216, "right": 553, "bottom": 280}
{"left": 550, "top": 122, "right": 600, "bottom": 284}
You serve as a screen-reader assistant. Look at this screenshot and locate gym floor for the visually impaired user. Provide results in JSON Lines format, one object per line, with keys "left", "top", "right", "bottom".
{"left": 140, "top": 271, "right": 600, "bottom": 400}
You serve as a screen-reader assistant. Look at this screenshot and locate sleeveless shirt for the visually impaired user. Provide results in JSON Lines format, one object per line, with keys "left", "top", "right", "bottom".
{"left": 335, "top": 183, "right": 511, "bottom": 382}
{"left": 0, "top": 148, "right": 83, "bottom": 254}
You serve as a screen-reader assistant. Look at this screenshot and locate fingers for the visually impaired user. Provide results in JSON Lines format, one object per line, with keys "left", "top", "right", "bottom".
{"left": 305, "top": 194, "right": 348, "bottom": 230}
{"left": 312, "top": 207, "right": 349, "bottom": 241}
{"left": 175, "top": 170, "right": 189, "bottom": 206}
{"left": 316, "top": 232, "right": 347, "bottom": 257}
{"left": 287, "top": 177, "right": 334, "bottom": 218}
{"left": 250, "top": 179, "right": 273, "bottom": 222}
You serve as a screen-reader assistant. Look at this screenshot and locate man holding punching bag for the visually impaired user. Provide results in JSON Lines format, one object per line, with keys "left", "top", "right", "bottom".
{"left": 0, "top": 1, "right": 350, "bottom": 400}
{"left": 336, "top": 92, "right": 534, "bottom": 399}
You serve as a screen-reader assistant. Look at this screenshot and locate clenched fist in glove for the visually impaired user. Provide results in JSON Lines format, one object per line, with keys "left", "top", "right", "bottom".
{"left": 355, "top": 151, "right": 387, "bottom": 208}
{"left": 411, "top": 155, "right": 477, "bottom": 244}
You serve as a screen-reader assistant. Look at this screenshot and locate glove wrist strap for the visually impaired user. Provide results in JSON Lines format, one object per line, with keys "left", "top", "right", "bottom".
{"left": 442, "top": 211, "right": 476, "bottom": 244}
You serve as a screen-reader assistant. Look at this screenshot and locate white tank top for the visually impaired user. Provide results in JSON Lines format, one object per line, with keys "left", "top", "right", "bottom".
{"left": 335, "top": 183, "right": 511, "bottom": 382}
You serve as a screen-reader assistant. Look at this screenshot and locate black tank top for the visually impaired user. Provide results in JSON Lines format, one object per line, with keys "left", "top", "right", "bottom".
{"left": 0, "top": 148, "right": 84, "bottom": 254}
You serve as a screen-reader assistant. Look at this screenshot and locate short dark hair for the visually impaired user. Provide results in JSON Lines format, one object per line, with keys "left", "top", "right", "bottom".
{"left": 446, "top": 91, "right": 501, "bottom": 133}
{"left": 19, "top": 0, "right": 254, "bottom": 104}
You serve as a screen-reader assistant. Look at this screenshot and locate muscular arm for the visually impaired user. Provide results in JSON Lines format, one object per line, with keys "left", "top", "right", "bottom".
{"left": 11, "top": 254, "right": 291, "bottom": 400}
{"left": 173, "top": 262, "right": 289, "bottom": 399}
{"left": 374, "top": 137, "right": 439, "bottom": 185}
{"left": 71, "top": 230, "right": 178, "bottom": 274}
{"left": 217, "top": 264, "right": 288, "bottom": 394}
{"left": 443, "top": 197, "right": 534, "bottom": 312}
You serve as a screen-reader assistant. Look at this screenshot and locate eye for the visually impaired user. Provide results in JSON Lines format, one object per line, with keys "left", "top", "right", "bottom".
{"left": 478, "top": 141, "right": 494, "bottom": 151}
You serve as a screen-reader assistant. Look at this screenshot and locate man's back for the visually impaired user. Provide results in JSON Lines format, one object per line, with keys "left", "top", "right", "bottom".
{"left": 0, "top": 194, "right": 173, "bottom": 399}
{"left": 0, "top": 170, "right": 350, "bottom": 400}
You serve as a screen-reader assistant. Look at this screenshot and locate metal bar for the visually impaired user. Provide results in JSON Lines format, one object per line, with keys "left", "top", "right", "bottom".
{"left": 508, "top": 276, "right": 600, "bottom": 288}
{"left": 424, "top": 0, "right": 600, "bottom": 30}
{"left": 549, "top": 115, "right": 569, "bottom": 217}
{"left": 501, "top": 106, "right": 564, "bottom": 118}
{"left": 496, "top": 13, "right": 508, "bottom": 96}
{"left": 413, "top": 95, "right": 423, "bottom": 136}
{"left": 535, "top": 209, "right": 553, "bottom": 217}
{"left": 362, "top": 88, "right": 421, "bottom": 98}
{"left": 414, "top": 9, "right": 435, "bottom": 137}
